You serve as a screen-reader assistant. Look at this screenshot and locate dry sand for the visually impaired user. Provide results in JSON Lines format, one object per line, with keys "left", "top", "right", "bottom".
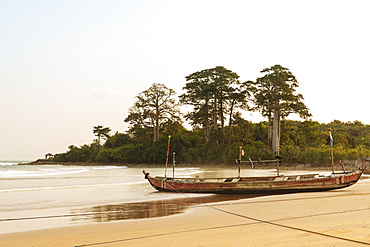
{"left": 1, "top": 179, "right": 369, "bottom": 247}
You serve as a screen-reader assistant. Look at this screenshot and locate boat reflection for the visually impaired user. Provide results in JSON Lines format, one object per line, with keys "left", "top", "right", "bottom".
{"left": 71, "top": 194, "right": 265, "bottom": 223}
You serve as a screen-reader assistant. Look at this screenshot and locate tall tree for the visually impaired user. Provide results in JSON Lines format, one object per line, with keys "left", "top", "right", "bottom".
{"left": 226, "top": 82, "right": 251, "bottom": 144}
{"left": 93, "top": 125, "right": 111, "bottom": 145}
{"left": 125, "top": 83, "right": 181, "bottom": 142}
{"left": 180, "top": 69, "right": 213, "bottom": 143}
{"left": 250, "top": 65, "right": 311, "bottom": 155}
{"left": 180, "top": 66, "right": 241, "bottom": 144}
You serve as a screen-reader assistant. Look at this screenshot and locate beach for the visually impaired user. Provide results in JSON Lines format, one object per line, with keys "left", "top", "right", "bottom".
{"left": 1, "top": 166, "right": 369, "bottom": 247}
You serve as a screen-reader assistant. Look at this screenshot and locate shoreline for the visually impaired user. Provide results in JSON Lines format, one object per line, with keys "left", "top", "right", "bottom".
{"left": 22, "top": 160, "right": 370, "bottom": 173}
{"left": 1, "top": 179, "right": 369, "bottom": 247}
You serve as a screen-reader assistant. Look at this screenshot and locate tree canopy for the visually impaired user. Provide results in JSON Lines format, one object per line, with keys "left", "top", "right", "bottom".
{"left": 93, "top": 125, "right": 111, "bottom": 145}
{"left": 249, "top": 65, "right": 311, "bottom": 155}
{"left": 124, "top": 83, "right": 181, "bottom": 142}
{"left": 180, "top": 66, "right": 246, "bottom": 145}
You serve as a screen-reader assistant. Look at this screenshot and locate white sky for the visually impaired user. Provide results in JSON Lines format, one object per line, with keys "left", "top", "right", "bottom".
{"left": 1, "top": 0, "right": 369, "bottom": 160}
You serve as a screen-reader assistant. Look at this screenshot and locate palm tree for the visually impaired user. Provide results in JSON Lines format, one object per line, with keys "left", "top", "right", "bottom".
{"left": 93, "top": 125, "right": 111, "bottom": 145}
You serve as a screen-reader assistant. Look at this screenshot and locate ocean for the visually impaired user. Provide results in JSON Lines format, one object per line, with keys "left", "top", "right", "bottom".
{"left": 0, "top": 161, "right": 267, "bottom": 234}
{"left": 1, "top": 161, "right": 368, "bottom": 235}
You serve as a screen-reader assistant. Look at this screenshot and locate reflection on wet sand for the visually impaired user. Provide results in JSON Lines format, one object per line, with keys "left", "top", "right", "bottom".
{"left": 71, "top": 194, "right": 266, "bottom": 223}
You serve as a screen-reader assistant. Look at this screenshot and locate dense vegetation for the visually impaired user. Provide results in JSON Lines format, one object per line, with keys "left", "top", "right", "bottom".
{"left": 52, "top": 65, "right": 370, "bottom": 166}
{"left": 53, "top": 119, "right": 370, "bottom": 166}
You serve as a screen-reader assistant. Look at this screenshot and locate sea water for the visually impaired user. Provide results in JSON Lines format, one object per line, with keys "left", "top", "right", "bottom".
{"left": 0, "top": 163, "right": 201, "bottom": 210}
{"left": 0, "top": 162, "right": 212, "bottom": 234}
{"left": 0, "top": 162, "right": 283, "bottom": 234}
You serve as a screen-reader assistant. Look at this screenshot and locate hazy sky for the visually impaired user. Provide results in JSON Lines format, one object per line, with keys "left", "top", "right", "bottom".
{"left": 1, "top": 0, "right": 369, "bottom": 160}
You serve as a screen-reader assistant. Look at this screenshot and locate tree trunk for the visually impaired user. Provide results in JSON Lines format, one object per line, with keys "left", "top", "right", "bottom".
{"left": 212, "top": 95, "right": 217, "bottom": 130}
{"left": 272, "top": 85, "right": 281, "bottom": 156}
{"left": 220, "top": 95, "right": 224, "bottom": 145}
{"left": 154, "top": 102, "right": 160, "bottom": 142}
{"left": 267, "top": 116, "right": 272, "bottom": 150}
{"left": 228, "top": 99, "right": 235, "bottom": 144}
{"left": 204, "top": 99, "right": 210, "bottom": 143}
{"left": 272, "top": 110, "right": 280, "bottom": 155}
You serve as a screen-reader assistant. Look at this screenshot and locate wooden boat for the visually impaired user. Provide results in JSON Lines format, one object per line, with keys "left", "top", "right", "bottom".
{"left": 142, "top": 165, "right": 366, "bottom": 194}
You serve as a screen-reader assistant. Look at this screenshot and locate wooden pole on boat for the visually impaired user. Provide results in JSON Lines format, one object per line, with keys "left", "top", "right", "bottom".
{"left": 238, "top": 147, "right": 243, "bottom": 178}
{"left": 164, "top": 135, "right": 171, "bottom": 177}
{"left": 249, "top": 158, "right": 254, "bottom": 169}
{"left": 172, "top": 152, "right": 176, "bottom": 178}
{"left": 328, "top": 128, "right": 335, "bottom": 173}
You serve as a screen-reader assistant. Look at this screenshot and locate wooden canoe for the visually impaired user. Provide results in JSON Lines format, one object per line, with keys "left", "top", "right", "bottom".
{"left": 143, "top": 166, "right": 365, "bottom": 194}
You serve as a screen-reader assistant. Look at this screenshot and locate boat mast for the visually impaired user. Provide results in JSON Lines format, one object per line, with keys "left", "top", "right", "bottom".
{"left": 172, "top": 152, "right": 176, "bottom": 178}
{"left": 328, "top": 128, "right": 335, "bottom": 173}
{"left": 238, "top": 147, "right": 244, "bottom": 178}
{"left": 164, "top": 135, "right": 171, "bottom": 177}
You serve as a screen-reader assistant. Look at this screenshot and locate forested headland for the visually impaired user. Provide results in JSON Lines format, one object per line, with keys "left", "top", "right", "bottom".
{"left": 52, "top": 65, "right": 370, "bottom": 166}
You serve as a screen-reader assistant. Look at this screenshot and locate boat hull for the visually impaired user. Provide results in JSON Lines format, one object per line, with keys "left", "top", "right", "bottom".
{"left": 143, "top": 167, "right": 365, "bottom": 194}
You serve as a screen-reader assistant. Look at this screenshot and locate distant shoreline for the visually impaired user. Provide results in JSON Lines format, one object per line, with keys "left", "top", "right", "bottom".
{"left": 22, "top": 159, "right": 369, "bottom": 173}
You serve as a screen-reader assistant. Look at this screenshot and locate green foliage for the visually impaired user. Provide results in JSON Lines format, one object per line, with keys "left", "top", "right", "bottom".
{"left": 53, "top": 144, "right": 100, "bottom": 162}
{"left": 53, "top": 119, "right": 370, "bottom": 165}
{"left": 93, "top": 125, "right": 111, "bottom": 145}
{"left": 95, "top": 148, "right": 115, "bottom": 162}
{"left": 251, "top": 64, "right": 312, "bottom": 155}
{"left": 181, "top": 145, "right": 223, "bottom": 164}
{"left": 124, "top": 83, "right": 181, "bottom": 143}
{"left": 250, "top": 64, "right": 311, "bottom": 120}
{"left": 180, "top": 66, "right": 245, "bottom": 145}
{"left": 104, "top": 132, "right": 131, "bottom": 148}
{"left": 299, "top": 146, "right": 330, "bottom": 165}
{"left": 223, "top": 141, "right": 272, "bottom": 162}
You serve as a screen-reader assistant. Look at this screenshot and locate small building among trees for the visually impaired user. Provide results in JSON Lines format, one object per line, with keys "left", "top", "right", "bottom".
{"left": 45, "top": 153, "right": 54, "bottom": 160}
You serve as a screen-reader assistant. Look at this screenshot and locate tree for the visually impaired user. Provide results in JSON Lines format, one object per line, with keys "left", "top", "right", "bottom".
{"left": 226, "top": 81, "right": 251, "bottom": 144}
{"left": 104, "top": 132, "right": 131, "bottom": 148}
{"left": 227, "top": 112, "right": 254, "bottom": 144}
{"left": 125, "top": 83, "right": 181, "bottom": 142}
{"left": 180, "top": 66, "right": 242, "bottom": 144}
{"left": 250, "top": 65, "right": 311, "bottom": 155}
{"left": 93, "top": 125, "right": 111, "bottom": 145}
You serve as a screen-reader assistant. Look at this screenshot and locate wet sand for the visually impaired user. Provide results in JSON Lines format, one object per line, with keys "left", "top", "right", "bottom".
{"left": 1, "top": 179, "right": 369, "bottom": 247}
{"left": 0, "top": 194, "right": 265, "bottom": 234}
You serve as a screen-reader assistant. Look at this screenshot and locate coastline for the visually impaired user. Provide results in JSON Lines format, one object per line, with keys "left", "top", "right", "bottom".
{"left": 23, "top": 159, "right": 370, "bottom": 174}
{"left": 1, "top": 179, "right": 369, "bottom": 247}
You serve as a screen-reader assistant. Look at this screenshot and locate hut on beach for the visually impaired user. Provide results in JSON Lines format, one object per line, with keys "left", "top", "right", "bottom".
{"left": 45, "top": 153, "right": 54, "bottom": 160}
